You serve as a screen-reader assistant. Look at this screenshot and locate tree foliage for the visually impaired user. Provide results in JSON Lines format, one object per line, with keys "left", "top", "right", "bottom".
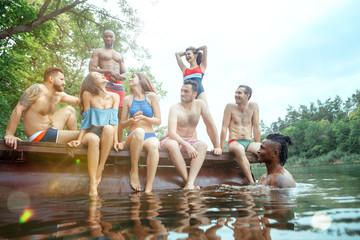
{"left": 0, "top": 0, "right": 167, "bottom": 138}
{"left": 265, "top": 90, "right": 360, "bottom": 158}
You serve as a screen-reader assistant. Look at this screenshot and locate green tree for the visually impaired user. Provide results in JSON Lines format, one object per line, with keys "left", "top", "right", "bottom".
{"left": 348, "top": 106, "right": 360, "bottom": 153}
{"left": 304, "top": 120, "right": 333, "bottom": 158}
{"left": 0, "top": 0, "right": 156, "bottom": 138}
{"left": 333, "top": 118, "right": 351, "bottom": 152}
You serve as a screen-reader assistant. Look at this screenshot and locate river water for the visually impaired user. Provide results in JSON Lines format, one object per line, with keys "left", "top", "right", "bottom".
{"left": 1, "top": 163, "right": 359, "bottom": 239}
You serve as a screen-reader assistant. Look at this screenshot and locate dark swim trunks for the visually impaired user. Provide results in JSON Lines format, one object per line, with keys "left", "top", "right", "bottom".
{"left": 228, "top": 139, "right": 253, "bottom": 151}
{"left": 28, "top": 128, "right": 58, "bottom": 142}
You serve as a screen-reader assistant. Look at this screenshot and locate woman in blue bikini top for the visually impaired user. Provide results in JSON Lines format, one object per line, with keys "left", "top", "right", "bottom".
{"left": 119, "top": 72, "right": 161, "bottom": 193}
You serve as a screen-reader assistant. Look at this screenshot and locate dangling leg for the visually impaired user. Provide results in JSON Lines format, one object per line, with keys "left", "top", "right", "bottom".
{"left": 96, "top": 125, "right": 115, "bottom": 186}
{"left": 143, "top": 137, "right": 160, "bottom": 192}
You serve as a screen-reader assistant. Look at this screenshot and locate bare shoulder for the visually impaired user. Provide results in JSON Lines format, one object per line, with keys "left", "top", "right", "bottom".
{"left": 80, "top": 91, "right": 94, "bottom": 101}
{"left": 249, "top": 102, "right": 259, "bottom": 109}
{"left": 91, "top": 48, "right": 102, "bottom": 55}
{"left": 146, "top": 92, "right": 157, "bottom": 100}
{"left": 109, "top": 91, "right": 120, "bottom": 100}
{"left": 225, "top": 103, "right": 236, "bottom": 111}
{"left": 195, "top": 99, "right": 206, "bottom": 107}
{"left": 275, "top": 170, "right": 296, "bottom": 188}
{"left": 19, "top": 84, "right": 45, "bottom": 108}
{"left": 122, "top": 95, "right": 132, "bottom": 105}
{"left": 169, "top": 102, "right": 182, "bottom": 112}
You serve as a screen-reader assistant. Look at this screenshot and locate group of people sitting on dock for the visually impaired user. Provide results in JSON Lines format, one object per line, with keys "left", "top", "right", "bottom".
{"left": 4, "top": 30, "right": 296, "bottom": 196}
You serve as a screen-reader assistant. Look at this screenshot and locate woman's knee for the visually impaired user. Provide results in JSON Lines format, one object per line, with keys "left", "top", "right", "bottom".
{"left": 102, "top": 125, "right": 114, "bottom": 136}
{"left": 87, "top": 134, "right": 100, "bottom": 147}
{"left": 146, "top": 138, "right": 160, "bottom": 151}
{"left": 132, "top": 128, "right": 145, "bottom": 140}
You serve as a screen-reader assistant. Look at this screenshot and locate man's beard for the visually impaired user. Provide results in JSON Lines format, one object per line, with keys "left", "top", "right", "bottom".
{"left": 181, "top": 97, "right": 192, "bottom": 104}
{"left": 54, "top": 84, "right": 64, "bottom": 92}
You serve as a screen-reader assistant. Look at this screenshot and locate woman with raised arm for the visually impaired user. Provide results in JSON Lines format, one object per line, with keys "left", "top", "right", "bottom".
{"left": 120, "top": 73, "right": 161, "bottom": 192}
{"left": 175, "top": 45, "right": 208, "bottom": 104}
{"left": 68, "top": 72, "right": 122, "bottom": 196}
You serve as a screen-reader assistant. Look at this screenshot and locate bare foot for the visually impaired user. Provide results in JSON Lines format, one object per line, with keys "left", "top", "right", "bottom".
{"left": 130, "top": 171, "right": 141, "bottom": 192}
{"left": 96, "top": 169, "right": 103, "bottom": 186}
{"left": 184, "top": 184, "right": 200, "bottom": 190}
{"left": 89, "top": 184, "right": 98, "bottom": 196}
{"left": 144, "top": 184, "right": 153, "bottom": 193}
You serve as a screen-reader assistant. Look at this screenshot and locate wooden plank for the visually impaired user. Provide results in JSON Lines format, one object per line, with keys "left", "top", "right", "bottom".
{"left": 0, "top": 139, "right": 259, "bottom": 164}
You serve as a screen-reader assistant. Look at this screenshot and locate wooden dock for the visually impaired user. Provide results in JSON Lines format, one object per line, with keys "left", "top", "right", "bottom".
{"left": 0, "top": 140, "right": 259, "bottom": 198}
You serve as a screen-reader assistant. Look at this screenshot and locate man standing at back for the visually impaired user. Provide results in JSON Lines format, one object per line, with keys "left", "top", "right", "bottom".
{"left": 89, "top": 30, "right": 126, "bottom": 140}
{"left": 220, "top": 85, "right": 261, "bottom": 184}
{"left": 160, "top": 80, "right": 222, "bottom": 190}
{"left": 4, "top": 67, "right": 79, "bottom": 149}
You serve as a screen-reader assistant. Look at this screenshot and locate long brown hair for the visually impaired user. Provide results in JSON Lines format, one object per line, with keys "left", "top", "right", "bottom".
{"left": 132, "top": 73, "right": 158, "bottom": 94}
{"left": 79, "top": 73, "right": 104, "bottom": 113}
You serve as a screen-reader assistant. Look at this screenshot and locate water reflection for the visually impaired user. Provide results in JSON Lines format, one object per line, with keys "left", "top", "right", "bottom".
{"left": 205, "top": 186, "right": 296, "bottom": 240}
{"left": 2, "top": 164, "right": 360, "bottom": 239}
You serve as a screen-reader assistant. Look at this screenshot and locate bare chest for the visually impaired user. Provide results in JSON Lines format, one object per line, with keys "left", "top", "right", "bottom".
{"left": 32, "top": 94, "right": 60, "bottom": 115}
{"left": 99, "top": 51, "right": 121, "bottom": 63}
{"left": 231, "top": 109, "right": 253, "bottom": 126}
{"left": 177, "top": 109, "right": 200, "bottom": 127}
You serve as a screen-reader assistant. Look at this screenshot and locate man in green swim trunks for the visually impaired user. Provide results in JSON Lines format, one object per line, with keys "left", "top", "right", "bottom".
{"left": 220, "top": 85, "right": 261, "bottom": 184}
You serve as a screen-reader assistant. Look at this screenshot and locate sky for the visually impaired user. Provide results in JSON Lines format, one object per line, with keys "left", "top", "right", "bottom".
{"left": 115, "top": 0, "right": 360, "bottom": 148}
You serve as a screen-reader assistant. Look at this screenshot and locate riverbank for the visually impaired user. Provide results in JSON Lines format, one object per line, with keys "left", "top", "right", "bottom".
{"left": 251, "top": 150, "right": 360, "bottom": 169}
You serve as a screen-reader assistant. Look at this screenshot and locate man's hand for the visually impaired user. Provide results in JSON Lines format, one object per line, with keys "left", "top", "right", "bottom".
{"left": 4, "top": 135, "right": 22, "bottom": 150}
{"left": 109, "top": 70, "right": 122, "bottom": 82}
{"left": 185, "top": 144, "right": 198, "bottom": 158}
{"left": 212, "top": 147, "right": 222, "bottom": 156}
{"left": 68, "top": 140, "right": 81, "bottom": 148}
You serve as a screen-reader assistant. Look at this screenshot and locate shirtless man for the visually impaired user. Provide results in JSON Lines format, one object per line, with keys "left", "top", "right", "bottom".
{"left": 257, "top": 134, "right": 296, "bottom": 188}
{"left": 220, "top": 85, "right": 261, "bottom": 183}
{"left": 89, "top": 29, "right": 126, "bottom": 141}
{"left": 160, "top": 80, "right": 222, "bottom": 190}
{"left": 4, "top": 67, "right": 79, "bottom": 149}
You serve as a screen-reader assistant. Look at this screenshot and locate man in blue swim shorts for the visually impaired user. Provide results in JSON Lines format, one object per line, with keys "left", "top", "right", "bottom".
{"left": 4, "top": 67, "right": 80, "bottom": 149}
{"left": 220, "top": 85, "right": 261, "bottom": 184}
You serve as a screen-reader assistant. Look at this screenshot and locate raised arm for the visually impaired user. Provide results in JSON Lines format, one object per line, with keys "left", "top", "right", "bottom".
{"left": 251, "top": 102, "right": 261, "bottom": 142}
{"left": 175, "top": 51, "right": 187, "bottom": 74}
{"left": 197, "top": 45, "right": 208, "bottom": 72}
{"left": 220, "top": 104, "right": 232, "bottom": 151}
{"left": 200, "top": 100, "right": 222, "bottom": 155}
{"left": 5, "top": 84, "right": 42, "bottom": 149}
